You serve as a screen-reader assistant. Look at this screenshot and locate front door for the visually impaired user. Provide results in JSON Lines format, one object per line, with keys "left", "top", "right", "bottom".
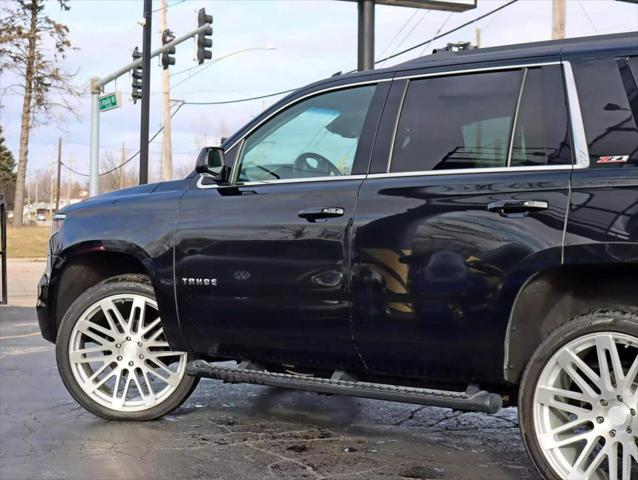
{"left": 351, "top": 63, "right": 576, "bottom": 383}
{"left": 175, "top": 83, "right": 387, "bottom": 369}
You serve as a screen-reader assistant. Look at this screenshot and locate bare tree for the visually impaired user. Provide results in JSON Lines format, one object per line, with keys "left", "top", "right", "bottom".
{"left": 98, "top": 152, "right": 137, "bottom": 193}
{"left": 0, "top": 0, "right": 80, "bottom": 227}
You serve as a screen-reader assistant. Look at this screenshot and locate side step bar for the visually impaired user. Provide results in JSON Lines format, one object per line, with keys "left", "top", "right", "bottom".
{"left": 187, "top": 359, "right": 502, "bottom": 414}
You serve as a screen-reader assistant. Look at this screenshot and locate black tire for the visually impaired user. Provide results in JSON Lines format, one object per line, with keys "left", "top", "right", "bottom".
{"left": 519, "top": 309, "right": 638, "bottom": 480}
{"left": 56, "top": 275, "right": 199, "bottom": 421}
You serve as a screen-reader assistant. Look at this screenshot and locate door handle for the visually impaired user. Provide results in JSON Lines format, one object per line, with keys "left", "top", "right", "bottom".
{"left": 487, "top": 199, "right": 549, "bottom": 217}
{"left": 298, "top": 207, "right": 345, "bottom": 222}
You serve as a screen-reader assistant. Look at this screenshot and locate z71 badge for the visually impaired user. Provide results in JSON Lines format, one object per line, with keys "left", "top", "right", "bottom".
{"left": 597, "top": 155, "right": 629, "bottom": 164}
{"left": 182, "top": 277, "right": 217, "bottom": 286}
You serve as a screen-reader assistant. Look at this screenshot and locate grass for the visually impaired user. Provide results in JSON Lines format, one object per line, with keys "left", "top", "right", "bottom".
{"left": 5, "top": 225, "right": 50, "bottom": 258}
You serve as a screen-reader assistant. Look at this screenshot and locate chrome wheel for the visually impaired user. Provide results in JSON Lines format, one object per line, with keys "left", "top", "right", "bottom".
{"left": 68, "top": 293, "right": 187, "bottom": 412}
{"left": 534, "top": 331, "right": 638, "bottom": 479}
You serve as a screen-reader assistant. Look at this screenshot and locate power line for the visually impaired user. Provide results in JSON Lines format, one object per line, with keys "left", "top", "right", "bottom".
{"left": 181, "top": 88, "right": 297, "bottom": 105}
{"left": 152, "top": 0, "right": 187, "bottom": 14}
{"left": 378, "top": 9, "right": 419, "bottom": 58}
{"left": 390, "top": 9, "right": 430, "bottom": 57}
{"left": 577, "top": 0, "right": 598, "bottom": 34}
{"left": 374, "top": 0, "right": 519, "bottom": 66}
{"left": 62, "top": 102, "right": 186, "bottom": 177}
{"left": 419, "top": 13, "right": 452, "bottom": 56}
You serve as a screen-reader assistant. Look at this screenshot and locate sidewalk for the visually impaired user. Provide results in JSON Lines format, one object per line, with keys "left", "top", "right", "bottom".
{"left": 4, "top": 259, "right": 46, "bottom": 308}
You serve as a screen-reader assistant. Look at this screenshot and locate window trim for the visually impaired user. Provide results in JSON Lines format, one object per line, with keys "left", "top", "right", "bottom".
{"left": 379, "top": 60, "right": 589, "bottom": 178}
{"left": 196, "top": 60, "right": 590, "bottom": 190}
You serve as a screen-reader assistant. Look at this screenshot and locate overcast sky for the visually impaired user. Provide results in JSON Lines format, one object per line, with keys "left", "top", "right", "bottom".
{"left": 1, "top": 0, "right": 637, "bottom": 187}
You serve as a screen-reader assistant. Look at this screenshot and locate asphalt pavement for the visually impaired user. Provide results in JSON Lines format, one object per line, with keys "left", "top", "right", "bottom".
{"left": 0, "top": 260, "right": 540, "bottom": 480}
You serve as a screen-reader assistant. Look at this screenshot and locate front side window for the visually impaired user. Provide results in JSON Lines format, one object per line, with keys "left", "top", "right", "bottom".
{"left": 389, "top": 66, "right": 572, "bottom": 173}
{"left": 237, "top": 86, "right": 376, "bottom": 182}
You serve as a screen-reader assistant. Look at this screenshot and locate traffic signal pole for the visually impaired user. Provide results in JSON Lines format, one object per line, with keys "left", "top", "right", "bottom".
{"left": 88, "top": 23, "right": 212, "bottom": 197}
{"left": 139, "top": 0, "right": 152, "bottom": 185}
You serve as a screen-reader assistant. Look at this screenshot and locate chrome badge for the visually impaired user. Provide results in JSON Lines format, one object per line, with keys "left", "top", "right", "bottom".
{"left": 182, "top": 277, "right": 217, "bottom": 286}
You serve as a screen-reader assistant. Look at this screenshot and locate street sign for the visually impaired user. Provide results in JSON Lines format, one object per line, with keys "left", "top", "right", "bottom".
{"left": 98, "top": 92, "right": 122, "bottom": 112}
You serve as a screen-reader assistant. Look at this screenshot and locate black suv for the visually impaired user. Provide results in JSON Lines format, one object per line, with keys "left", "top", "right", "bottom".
{"left": 38, "top": 33, "right": 638, "bottom": 480}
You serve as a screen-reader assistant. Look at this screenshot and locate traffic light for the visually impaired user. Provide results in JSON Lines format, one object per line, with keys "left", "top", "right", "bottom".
{"left": 161, "top": 29, "right": 176, "bottom": 70}
{"left": 197, "top": 8, "right": 213, "bottom": 64}
{"left": 131, "top": 47, "right": 142, "bottom": 103}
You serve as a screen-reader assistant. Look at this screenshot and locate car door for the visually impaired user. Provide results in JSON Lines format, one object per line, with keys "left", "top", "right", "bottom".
{"left": 174, "top": 82, "right": 389, "bottom": 369}
{"left": 351, "top": 62, "right": 579, "bottom": 384}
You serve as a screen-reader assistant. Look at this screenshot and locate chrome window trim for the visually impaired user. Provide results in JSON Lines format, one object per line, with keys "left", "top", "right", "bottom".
{"left": 366, "top": 163, "right": 582, "bottom": 180}
{"left": 507, "top": 68, "right": 528, "bottom": 167}
{"left": 393, "top": 61, "right": 561, "bottom": 82}
{"left": 562, "top": 61, "right": 590, "bottom": 168}
{"left": 195, "top": 60, "right": 590, "bottom": 190}
{"left": 385, "top": 80, "right": 409, "bottom": 174}
{"left": 376, "top": 60, "right": 589, "bottom": 179}
{"left": 196, "top": 173, "right": 367, "bottom": 190}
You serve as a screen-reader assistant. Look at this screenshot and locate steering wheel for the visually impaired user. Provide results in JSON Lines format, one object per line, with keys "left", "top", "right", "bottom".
{"left": 293, "top": 152, "right": 342, "bottom": 178}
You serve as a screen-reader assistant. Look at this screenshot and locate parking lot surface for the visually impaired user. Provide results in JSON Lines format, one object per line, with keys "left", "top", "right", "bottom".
{"left": 0, "top": 261, "right": 539, "bottom": 480}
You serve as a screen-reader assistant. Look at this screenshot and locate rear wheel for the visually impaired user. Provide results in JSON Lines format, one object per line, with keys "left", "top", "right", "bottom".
{"left": 56, "top": 276, "right": 199, "bottom": 421}
{"left": 519, "top": 310, "right": 638, "bottom": 480}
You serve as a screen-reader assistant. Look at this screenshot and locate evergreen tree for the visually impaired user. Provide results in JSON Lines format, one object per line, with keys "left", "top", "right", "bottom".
{"left": 0, "top": 126, "right": 17, "bottom": 209}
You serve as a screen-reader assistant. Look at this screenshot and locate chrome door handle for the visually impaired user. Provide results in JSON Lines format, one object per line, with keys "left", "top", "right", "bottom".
{"left": 298, "top": 207, "right": 345, "bottom": 222}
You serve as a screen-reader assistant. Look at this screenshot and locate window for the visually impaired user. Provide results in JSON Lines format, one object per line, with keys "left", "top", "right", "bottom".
{"left": 390, "top": 70, "right": 521, "bottom": 173}
{"left": 574, "top": 59, "right": 638, "bottom": 167}
{"left": 510, "top": 66, "right": 572, "bottom": 167}
{"left": 237, "top": 86, "right": 376, "bottom": 182}
{"left": 389, "top": 66, "right": 572, "bottom": 173}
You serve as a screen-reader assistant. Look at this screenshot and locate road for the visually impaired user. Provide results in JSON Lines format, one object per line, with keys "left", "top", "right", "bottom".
{"left": 0, "top": 260, "right": 539, "bottom": 480}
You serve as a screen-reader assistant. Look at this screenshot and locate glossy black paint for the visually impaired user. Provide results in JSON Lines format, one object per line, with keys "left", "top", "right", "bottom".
{"left": 37, "top": 33, "right": 638, "bottom": 391}
{"left": 350, "top": 171, "right": 570, "bottom": 384}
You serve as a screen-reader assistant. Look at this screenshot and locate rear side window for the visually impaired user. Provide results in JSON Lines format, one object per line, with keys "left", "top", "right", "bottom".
{"left": 389, "top": 66, "right": 572, "bottom": 173}
{"left": 511, "top": 66, "right": 572, "bottom": 167}
{"left": 574, "top": 58, "right": 638, "bottom": 167}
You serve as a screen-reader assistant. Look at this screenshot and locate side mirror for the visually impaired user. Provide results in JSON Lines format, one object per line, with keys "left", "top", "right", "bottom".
{"left": 195, "top": 146, "right": 231, "bottom": 183}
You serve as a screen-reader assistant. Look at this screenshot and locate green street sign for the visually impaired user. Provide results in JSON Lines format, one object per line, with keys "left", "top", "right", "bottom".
{"left": 98, "top": 92, "right": 121, "bottom": 112}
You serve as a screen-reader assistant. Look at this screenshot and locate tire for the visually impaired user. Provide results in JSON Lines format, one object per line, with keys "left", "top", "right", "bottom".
{"left": 56, "top": 275, "right": 199, "bottom": 421}
{"left": 519, "top": 309, "right": 638, "bottom": 480}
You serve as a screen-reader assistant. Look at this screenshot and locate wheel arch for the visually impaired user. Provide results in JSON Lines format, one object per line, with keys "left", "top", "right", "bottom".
{"left": 48, "top": 240, "right": 189, "bottom": 351}
{"left": 503, "top": 260, "right": 638, "bottom": 385}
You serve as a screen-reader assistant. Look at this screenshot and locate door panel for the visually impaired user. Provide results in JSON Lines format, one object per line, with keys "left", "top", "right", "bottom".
{"left": 175, "top": 180, "right": 363, "bottom": 368}
{"left": 351, "top": 173, "right": 569, "bottom": 383}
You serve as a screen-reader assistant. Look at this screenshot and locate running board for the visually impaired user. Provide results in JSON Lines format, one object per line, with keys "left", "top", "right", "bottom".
{"left": 186, "top": 360, "right": 502, "bottom": 414}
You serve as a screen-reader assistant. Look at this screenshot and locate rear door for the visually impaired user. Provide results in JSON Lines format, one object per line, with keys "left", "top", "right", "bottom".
{"left": 351, "top": 62, "right": 578, "bottom": 383}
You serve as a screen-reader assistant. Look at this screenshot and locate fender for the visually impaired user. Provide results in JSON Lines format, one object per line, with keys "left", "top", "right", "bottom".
{"left": 503, "top": 242, "right": 638, "bottom": 384}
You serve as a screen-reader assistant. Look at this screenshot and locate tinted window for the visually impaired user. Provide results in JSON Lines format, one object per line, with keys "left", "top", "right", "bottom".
{"left": 511, "top": 66, "right": 572, "bottom": 167}
{"left": 574, "top": 59, "right": 638, "bottom": 167}
{"left": 237, "top": 86, "right": 375, "bottom": 182}
{"left": 390, "top": 70, "right": 522, "bottom": 173}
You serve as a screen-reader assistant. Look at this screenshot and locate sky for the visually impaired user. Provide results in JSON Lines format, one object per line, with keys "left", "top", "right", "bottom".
{"left": 0, "top": 0, "right": 637, "bottom": 189}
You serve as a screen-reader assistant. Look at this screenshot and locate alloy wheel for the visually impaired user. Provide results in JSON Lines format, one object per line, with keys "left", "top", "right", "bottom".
{"left": 68, "top": 293, "right": 187, "bottom": 412}
{"left": 534, "top": 331, "right": 638, "bottom": 479}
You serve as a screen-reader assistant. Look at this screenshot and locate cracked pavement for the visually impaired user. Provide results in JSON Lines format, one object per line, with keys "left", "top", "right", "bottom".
{"left": 1, "top": 261, "right": 540, "bottom": 480}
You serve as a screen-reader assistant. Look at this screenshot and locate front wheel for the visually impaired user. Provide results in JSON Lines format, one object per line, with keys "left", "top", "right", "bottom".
{"left": 519, "top": 310, "right": 638, "bottom": 480}
{"left": 56, "top": 275, "right": 199, "bottom": 421}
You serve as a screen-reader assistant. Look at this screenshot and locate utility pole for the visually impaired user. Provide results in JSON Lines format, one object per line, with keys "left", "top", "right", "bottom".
{"left": 475, "top": 27, "right": 481, "bottom": 48}
{"left": 55, "top": 137, "right": 62, "bottom": 211}
{"left": 49, "top": 171, "right": 53, "bottom": 218}
{"left": 67, "top": 155, "right": 72, "bottom": 205}
{"left": 120, "top": 142, "right": 126, "bottom": 190}
{"left": 159, "top": 0, "right": 173, "bottom": 181}
{"left": 552, "top": 0, "right": 566, "bottom": 40}
{"left": 139, "top": 0, "right": 152, "bottom": 185}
